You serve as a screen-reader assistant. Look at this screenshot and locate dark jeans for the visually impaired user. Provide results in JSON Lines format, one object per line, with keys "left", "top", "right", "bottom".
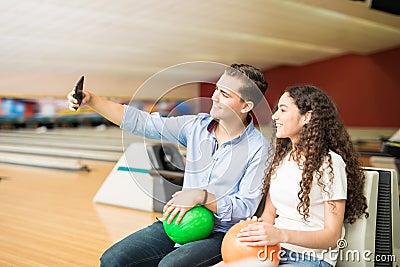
{"left": 100, "top": 221, "right": 225, "bottom": 267}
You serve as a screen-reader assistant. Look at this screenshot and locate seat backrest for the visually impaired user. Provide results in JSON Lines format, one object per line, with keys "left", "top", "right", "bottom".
{"left": 336, "top": 170, "right": 378, "bottom": 267}
{"left": 337, "top": 168, "right": 400, "bottom": 267}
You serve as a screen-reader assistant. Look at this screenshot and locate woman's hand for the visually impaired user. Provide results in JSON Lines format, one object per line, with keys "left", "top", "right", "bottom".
{"left": 162, "top": 189, "right": 205, "bottom": 225}
{"left": 237, "top": 221, "right": 283, "bottom": 246}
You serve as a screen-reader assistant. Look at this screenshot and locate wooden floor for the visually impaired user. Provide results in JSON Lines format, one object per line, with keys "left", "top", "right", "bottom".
{"left": 0, "top": 160, "right": 161, "bottom": 267}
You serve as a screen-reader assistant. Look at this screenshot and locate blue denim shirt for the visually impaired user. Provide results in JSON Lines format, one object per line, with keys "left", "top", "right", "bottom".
{"left": 121, "top": 105, "right": 269, "bottom": 232}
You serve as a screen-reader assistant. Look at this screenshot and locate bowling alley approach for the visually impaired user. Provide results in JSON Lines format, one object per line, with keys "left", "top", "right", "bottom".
{"left": 1, "top": 1, "right": 400, "bottom": 267}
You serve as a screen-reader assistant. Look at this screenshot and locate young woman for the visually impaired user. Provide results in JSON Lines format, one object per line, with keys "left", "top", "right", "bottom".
{"left": 237, "top": 85, "right": 368, "bottom": 266}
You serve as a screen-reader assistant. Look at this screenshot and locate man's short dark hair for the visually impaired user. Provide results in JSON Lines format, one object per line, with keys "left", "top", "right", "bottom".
{"left": 225, "top": 63, "right": 268, "bottom": 107}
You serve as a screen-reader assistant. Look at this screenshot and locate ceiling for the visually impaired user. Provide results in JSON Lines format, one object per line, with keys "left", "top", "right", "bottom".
{"left": 0, "top": 0, "right": 399, "bottom": 96}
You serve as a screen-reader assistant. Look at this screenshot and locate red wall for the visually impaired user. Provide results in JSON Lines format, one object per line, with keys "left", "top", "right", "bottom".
{"left": 200, "top": 46, "right": 400, "bottom": 127}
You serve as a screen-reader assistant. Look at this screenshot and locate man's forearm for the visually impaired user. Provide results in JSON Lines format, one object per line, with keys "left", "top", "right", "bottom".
{"left": 87, "top": 94, "right": 124, "bottom": 126}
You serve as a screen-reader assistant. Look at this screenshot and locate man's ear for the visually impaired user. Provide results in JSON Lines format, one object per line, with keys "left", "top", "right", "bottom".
{"left": 241, "top": 100, "right": 254, "bottom": 113}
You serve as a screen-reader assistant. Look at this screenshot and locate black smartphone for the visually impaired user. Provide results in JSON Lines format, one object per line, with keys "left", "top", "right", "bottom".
{"left": 73, "top": 76, "right": 84, "bottom": 110}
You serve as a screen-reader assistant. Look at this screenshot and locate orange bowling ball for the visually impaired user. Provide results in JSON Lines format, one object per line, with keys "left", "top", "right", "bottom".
{"left": 221, "top": 220, "right": 280, "bottom": 266}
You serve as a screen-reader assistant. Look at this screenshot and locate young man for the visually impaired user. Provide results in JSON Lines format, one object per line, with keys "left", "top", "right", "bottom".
{"left": 67, "top": 63, "right": 270, "bottom": 267}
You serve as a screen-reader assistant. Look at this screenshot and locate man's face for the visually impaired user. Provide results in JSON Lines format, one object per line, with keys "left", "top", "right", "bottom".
{"left": 209, "top": 73, "right": 247, "bottom": 121}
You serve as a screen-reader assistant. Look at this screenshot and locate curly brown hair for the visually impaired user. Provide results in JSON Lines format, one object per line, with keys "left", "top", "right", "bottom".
{"left": 262, "top": 85, "right": 368, "bottom": 224}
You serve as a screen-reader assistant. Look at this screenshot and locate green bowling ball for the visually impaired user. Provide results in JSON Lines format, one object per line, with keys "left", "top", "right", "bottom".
{"left": 163, "top": 206, "right": 214, "bottom": 244}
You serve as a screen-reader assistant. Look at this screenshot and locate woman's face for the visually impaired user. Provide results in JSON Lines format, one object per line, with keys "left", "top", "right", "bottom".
{"left": 272, "top": 92, "right": 309, "bottom": 143}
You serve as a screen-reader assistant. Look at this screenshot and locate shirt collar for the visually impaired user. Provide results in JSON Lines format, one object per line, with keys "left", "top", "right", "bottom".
{"left": 207, "top": 119, "right": 218, "bottom": 133}
{"left": 236, "top": 115, "right": 255, "bottom": 141}
{"left": 206, "top": 115, "right": 255, "bottom": 142}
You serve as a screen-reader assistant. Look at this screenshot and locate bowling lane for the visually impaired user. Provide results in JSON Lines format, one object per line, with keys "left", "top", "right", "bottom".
{"left": 0, "top": 127, "right": 144, "bottom": 169}
{"left": 0, "top": 160, "right": 160, "bottom": 267}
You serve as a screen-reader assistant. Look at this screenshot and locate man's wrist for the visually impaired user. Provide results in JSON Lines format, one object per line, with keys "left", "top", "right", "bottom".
{"left": 200, "top": 189, "right": 208, "bottom": 206}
